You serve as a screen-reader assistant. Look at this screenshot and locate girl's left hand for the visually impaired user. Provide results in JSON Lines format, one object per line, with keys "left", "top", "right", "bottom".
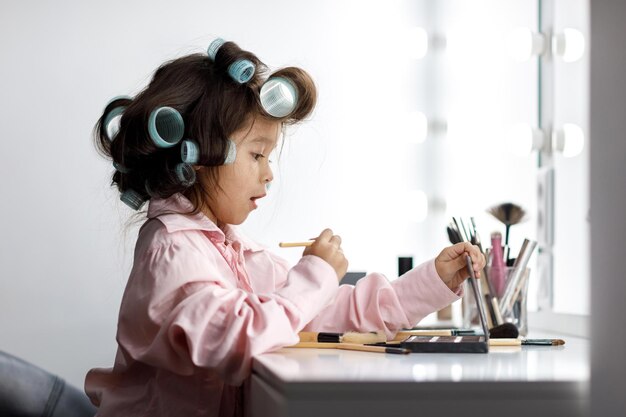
{"left": 434, "top": 242, "right": 486, "bottom": 291}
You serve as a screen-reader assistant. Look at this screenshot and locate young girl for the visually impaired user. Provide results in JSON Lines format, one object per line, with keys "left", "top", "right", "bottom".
{"left": 86, "top": 39, "right": 485, "bottom": 417}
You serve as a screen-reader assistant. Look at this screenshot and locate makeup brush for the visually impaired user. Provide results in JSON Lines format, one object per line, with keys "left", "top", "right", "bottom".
{"left": 490, "top": 232, "right": 506, "bottom": 297}
{"left": 289, "top": 342, "right": 410, "bottom": 354}
{"left": 279, "top": 241, "right": 313, "bottom": 247}
{"left": 488, "top": 322, "right": 519, "bottom": 339}
{"left": 298, "top": 331, "right": 386, "bottom": 345}
{"left": 448, "top": 218, "right": 499, "bottom": 328}
{"left": 489, "top": 338, "right": 565, "bottom": 347}
{"left": 487, "top": 203, "right": 527, "bottom": 260}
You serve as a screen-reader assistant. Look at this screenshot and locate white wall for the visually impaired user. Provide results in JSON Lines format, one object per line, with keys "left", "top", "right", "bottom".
{"left": 0, "top": 0, "right": 552, "bottom": 389}
{"left": 0, "top": 0, "right": 439, "bottom": 389}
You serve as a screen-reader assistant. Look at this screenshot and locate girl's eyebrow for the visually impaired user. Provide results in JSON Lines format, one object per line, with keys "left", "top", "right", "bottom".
{"left": 249, "top": 136, "right": 278, "bottom": 149}
{"left": 249, "top": 136, "right": 275, "bottom": 144}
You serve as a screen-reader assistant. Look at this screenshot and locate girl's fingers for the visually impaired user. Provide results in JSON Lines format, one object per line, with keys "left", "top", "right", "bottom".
{"left": 318, "top": 228, "right": 333, "bottom": 242}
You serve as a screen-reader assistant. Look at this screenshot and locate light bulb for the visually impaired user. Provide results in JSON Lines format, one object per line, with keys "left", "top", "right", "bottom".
{"left": 552, "top": 28, "right": 585, "bottom": 63}
{"left": 405, "top": 27, "right": 428, "bottom": 60}
{"left": 506, "top": 124, "right": 546, "bottom": 156}
{"left": 552, "top": 123, "right": 585, "bottom": 157}
{"left": 507, "top": 27, "right": 546, "bottom": 62}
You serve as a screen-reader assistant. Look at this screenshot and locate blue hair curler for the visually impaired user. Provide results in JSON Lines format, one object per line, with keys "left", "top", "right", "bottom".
{"left": 120, "top": 189, "right": 147, "bottom": 210}
{"left": 228, "top": 59, "right": 255, "bottom": 84}
{"left": 207, "top": 38, "right": 226, "bottom": 60}
{"left": 175, "top": 163, "right": 196, "bottom": 187}
{"left": 207, "top": 37, "right": 256, "bottom": 84}
{"left": 224, "top": 139, "right": 237, "bottom": 165}
{"left": 103, "top": 95, "right": 132, "bottom": 141}
{"left": 112, "top": 161, "right": 130, "bottom": 173}
{"left": 181, "top": 140, "right": 200, "bottom": 164}
{"left": 260, "top": 77, "right": 298, "bottom": 118}
{"left": 148, "top": 107, "right": 185, "bottom": 148}
{"left": 104, "top": 106, "right": 126, "bottom": 141}
{"left": 105, "top": 95, "right": 132, "bottom": 108}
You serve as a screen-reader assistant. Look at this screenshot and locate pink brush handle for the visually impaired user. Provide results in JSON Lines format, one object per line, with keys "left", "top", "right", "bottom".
{"left": 490, "top": 234, "right": 506, "bottom": 297}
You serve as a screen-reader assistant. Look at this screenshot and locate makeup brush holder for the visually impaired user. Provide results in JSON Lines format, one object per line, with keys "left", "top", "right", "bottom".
{"left": 462, "top": 266, "right": 530, "bottom": 336}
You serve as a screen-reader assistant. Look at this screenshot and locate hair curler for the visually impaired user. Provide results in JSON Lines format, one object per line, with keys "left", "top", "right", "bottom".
{"left": 260, "top": 77, "right": 298, "bottom": 118}
{"left": 207, "top": 38, "right": 256, "bottom": 84}
{"left": 120, "top": 189, "right": 147, "bottom": 210}
{"left": 148, "top": 107, "right": 185, "bottom": 148}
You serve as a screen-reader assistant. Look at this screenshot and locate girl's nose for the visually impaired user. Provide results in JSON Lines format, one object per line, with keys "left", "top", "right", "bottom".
{"left": 263, "top": 165, "right": 274, "bottom": 184}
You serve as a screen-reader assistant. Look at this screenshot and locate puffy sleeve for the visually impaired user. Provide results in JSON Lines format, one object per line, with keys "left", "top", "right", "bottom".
{"left": 301, "top": 259, "right": 462, "bottom": 339}
{"left": 116, "top": 240, "right": 338, "bottom": 385}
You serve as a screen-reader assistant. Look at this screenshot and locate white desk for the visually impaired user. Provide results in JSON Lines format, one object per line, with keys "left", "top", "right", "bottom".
{"left": 246, "top": 333, "right": 589, "bottom": 417}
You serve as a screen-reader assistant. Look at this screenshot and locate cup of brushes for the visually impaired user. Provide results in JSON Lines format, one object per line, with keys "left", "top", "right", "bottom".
{"left": 447, "top": 212, "right": 536, "bottom": 337}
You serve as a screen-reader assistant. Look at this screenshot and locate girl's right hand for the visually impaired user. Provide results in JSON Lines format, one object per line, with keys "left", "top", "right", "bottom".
{"left": 303, "top": 228, "right": 349, "bottom": 281}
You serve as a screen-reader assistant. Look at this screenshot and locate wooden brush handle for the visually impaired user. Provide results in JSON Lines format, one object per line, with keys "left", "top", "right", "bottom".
{"left": 489, "top": 338, "right": 522, "bottom": 347}
{"left": 290, "top": 342, "right": 339, "bottom": 349}
{"left": 288, "top": 342, "right": 410, "bottom": 354}
{"left": 279, "top": 241, "right": 313, "bottom": 247}
{"left": 298, "top": 332, "right": 326, "bottom": 343}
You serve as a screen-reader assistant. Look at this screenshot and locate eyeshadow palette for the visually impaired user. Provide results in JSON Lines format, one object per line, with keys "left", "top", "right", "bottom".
{"left": 398, "top": 335, "right": 488, "bottom": 353}
{"left": 373, "top": 256, "right": 490, "bottom": 354}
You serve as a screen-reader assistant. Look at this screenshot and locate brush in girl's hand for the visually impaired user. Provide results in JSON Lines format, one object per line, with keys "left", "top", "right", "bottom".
{"left": 298, "top": 331, "right": 386, "bottom": 344}
{"left": 279, "top": 241, "right": 313, "bottom": 248}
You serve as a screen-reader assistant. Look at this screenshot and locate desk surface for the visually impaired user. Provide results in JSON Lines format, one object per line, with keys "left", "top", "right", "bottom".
{"left": 249, "top": 332, "right": 589, "bottom": 417}
{"left": 252, "top": 331, "right": 589, "bottom": 385}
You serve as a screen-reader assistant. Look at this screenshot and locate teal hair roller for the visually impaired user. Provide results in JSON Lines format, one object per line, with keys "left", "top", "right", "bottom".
{"left": 103, "top": 95, "right": 131, "bottom": 141}
{"left": 148, "top": 107, "right": 185, "bottom": 148}
{"left": 224, "top": 139, "right": 237, "bottom": 165}
{"left": 207, "top": 37, "right": 256, "bottom": 84}
{"left": 104, "top": 106, "right": 126, "bottom": 141}
{"left": 181, "top": 140, "right": 199, "bottom": 164}
{"left": 207, "top": 38, "right": 226, "bottom": 60}
{"left": 105, "top": 95, "right": 132, "bottom": 107}
{"left": 175, "top": 163, "right": 196, "bottom": 187}
{"left": 120, "top": 189, "right": 147, "bottom": 210}
{"left": 228, "top": 59, "right": 255, "bottom": 84}
{"left": 260, "top": 77, "right": 298, "bottom": 118}
{"left": 112, "top": 161, "right": 130, "bottom": 173}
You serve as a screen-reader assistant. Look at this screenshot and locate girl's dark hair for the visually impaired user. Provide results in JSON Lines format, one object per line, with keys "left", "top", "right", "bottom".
{"left": 94, "top": 41, "right": 317, "bottom": 215}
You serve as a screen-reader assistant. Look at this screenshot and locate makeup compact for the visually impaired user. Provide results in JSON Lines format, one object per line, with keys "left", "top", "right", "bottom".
{"left": 376, "top": 256, "right": 490, "bottom": 353}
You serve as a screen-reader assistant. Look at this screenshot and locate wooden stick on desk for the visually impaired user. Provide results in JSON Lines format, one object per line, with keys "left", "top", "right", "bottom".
{"left": 289, "top": 342, "right": 410, "bottom": 354}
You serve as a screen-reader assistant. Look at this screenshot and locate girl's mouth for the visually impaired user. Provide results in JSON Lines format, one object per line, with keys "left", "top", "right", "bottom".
{"left": 250, "top": 194, "right": 266, "bottom": 209}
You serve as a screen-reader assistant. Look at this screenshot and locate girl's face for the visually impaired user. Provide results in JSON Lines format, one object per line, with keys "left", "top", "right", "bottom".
{"left": 200, "top": 116, "right": 280, "bottom": 226}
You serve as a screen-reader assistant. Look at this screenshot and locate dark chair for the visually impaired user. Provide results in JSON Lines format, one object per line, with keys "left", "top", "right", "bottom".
{"left": 0, "top": 350, "right": 96, "bottom": 417}
{"left": 340, "top": 271, "right": 367, "bottom": 285}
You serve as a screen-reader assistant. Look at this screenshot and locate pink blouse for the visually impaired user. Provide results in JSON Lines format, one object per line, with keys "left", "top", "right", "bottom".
{"left": 85, "top": 194, "right": 460, "bottom": 417}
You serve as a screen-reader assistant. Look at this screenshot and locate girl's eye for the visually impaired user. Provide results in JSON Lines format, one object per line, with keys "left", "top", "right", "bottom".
{"left": 253, "top": 153, "right": 264, "bottom": 161}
